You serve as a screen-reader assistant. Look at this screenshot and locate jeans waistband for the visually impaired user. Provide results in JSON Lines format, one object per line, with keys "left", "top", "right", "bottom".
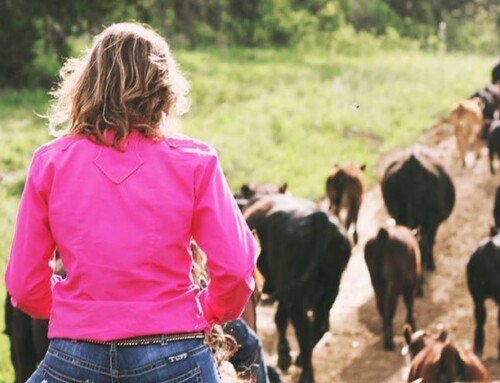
{"left": 72, "top": 332, "right": 205, "bottom": 346}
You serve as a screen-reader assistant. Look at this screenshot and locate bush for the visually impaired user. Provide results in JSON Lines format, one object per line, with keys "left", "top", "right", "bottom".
{"left": 329, "top": 25, "right": 382, "bottom": 56}
{"left": 347, "top": 0, "right": 405, "bottom": 35}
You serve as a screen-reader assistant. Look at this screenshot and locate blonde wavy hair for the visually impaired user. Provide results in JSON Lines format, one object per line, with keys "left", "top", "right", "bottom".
{"left": 48, "top": 22, "right": 190, "bottom": 148}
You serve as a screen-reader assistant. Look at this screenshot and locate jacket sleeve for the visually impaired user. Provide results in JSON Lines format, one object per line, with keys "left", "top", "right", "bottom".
{"left": 192, "top": 151, "right": 256, "bottom": 325}
{"left": 5, "top": 151, "right": 56, "bottom": 319}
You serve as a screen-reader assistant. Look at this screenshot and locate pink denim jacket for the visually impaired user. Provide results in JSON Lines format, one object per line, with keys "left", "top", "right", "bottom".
{"left": 5, "top": 130, "right": 256, "bottom": 341}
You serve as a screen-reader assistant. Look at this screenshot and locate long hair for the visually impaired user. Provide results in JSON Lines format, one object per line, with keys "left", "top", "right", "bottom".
{"left": 48, "top": 22, "right": 190, "bottom": 149}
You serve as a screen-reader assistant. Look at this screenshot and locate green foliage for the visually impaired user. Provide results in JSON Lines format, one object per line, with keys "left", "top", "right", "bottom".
{"left": 347, "top": 0, "right": 406, "bottom": 35}
{"left": 0, "top": 0, "right": 39, "bottom": 87}
{"left": 1, "top": 0, "right": 498, "bottom": 89}
{"left": 443, "top": 8, "right": 500, "bottom": 54}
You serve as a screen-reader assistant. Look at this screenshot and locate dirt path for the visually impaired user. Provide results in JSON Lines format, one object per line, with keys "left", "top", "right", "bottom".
{"left": 256, "top": 125, "right": 500, "bottom": 382}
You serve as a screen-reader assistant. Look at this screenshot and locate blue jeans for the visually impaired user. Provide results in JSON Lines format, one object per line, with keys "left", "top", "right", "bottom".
{"left": 225, "top": 319, "right": 270, "bottom": 383}
{"left": 27, "top": 338, "right": 221, "bottom": 383}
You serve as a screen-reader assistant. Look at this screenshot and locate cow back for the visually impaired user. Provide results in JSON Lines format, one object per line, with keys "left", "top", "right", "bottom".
{"left": 365, "top": 226, "right": 421, "bottom": 291}
{"left": 381, "top": 146, "right": 455, "bottom": 228}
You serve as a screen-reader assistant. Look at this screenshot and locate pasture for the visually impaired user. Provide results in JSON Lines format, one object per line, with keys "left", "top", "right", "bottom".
{"left": 0, "top": 47, "right": 496, "bottom": 382}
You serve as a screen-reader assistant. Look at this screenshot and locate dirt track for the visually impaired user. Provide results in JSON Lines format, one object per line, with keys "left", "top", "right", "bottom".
{"left": 256, "top": 124, "right": 500, "bottom": 382}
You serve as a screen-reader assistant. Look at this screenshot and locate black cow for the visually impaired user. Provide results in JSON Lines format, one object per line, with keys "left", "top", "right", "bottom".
{"left": 234, "top": 182, "right": 288, "bottom": 211}
{"left": 4, "top": 294, "right": 50, "bottom": 383}
{"left": 488, "top": 120, "right": 500, "bottom": 173}
{"left": 470, "top": 85, "right": 500, "bottom": 139}
{"left": 4, "top": 256, "right": 65, "bottom": 383}
{"left": 243, "top": 194, "right": 351, "bottom": 383}
{"left": 381, "top": 145, "right": 455, "bottom": 271}
{"left": 467, "top": 233, "right": 500, "bottom": 358}
{"left": 493, "top": 60, "right": 500, "bottom": 84}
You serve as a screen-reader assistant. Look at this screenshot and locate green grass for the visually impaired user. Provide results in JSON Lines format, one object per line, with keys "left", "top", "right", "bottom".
{"left": 0, "top": 47, "right": 495, "bottom": 381}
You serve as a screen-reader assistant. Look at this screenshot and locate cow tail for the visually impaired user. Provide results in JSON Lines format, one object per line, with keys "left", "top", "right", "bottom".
{"left": 265, "top": 211, "right": 330, "bottom": 302}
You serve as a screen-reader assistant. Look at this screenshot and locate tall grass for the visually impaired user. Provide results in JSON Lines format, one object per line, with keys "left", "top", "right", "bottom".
{"left": 0, "top": 47, "right": 495, "bottom": 381}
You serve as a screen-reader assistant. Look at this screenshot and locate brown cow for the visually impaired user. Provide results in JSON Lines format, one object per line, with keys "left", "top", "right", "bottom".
{"left": 405, "top": 328, "right": 489, "bottom": 383}
{"left": 326, "top": 162, "right": 365, "bottom": 244}
{"left": 364, "top": 225, "right": 422, "bottom": 350}
{"left": 448, "top": 97, "right": 484, "bottom": 167}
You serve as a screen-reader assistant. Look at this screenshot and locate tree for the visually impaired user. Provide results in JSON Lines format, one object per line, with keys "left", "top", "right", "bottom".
{"left": 0, "top": 0, "right": 39, "bottom": 87}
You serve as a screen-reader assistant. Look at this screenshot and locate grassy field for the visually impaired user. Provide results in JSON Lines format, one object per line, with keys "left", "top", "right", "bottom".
{"left": 0, "top": 47, "right": 496, "bottom": 381}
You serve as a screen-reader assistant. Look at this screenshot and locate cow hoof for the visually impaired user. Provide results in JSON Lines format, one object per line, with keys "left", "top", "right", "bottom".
{"left": 384, "top": 340, "right": 395, "bottom": 351}
{"left": 417, "top": 287, "right": 424, "bottom": 297}
{"left": 298, "top": 373, "right": 314, "bottom": 383}
{"left": 353, "top": 232, "right": 359, "bottom": 245}
{"left": 278, "top": 353, "right": 292, "bottom": 371}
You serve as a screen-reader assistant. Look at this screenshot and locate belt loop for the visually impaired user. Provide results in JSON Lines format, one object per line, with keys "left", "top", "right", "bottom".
{"left": 160, "top": 335, "right": 169, "bottom": 346}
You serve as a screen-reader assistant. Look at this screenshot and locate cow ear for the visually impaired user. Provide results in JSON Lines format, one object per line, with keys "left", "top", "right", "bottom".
{"left": 412, "top": 227, "right": 422, "bottom": 240}
{"left": 438, "top": 330, "right": 448, "bottom": 342}
{"left": 240, "top": 184, "right": 252, "bottom": 198}
{"left": 403, "top": 324, "right": 413, "bottom": 345}
{"left": 360, "top": 164, "right": 367, "bottom": 171}
{"left": 279, "top": 182, "right": 288, "bottom": 193}
{"left": 377, "top": 228, "right": 389, "bottom": 242}
{"left": 490, "top": 226, "right": 498, "bottom": 237}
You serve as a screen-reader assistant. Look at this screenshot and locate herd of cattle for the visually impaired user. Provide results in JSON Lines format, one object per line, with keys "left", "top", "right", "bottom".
{"left": 4, "top": 64, "right": 500, "bottom": 383}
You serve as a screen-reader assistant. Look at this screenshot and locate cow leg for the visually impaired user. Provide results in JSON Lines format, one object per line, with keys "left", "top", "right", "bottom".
{"left": 373, "top": 284, "right": 385, "bottom": 318}
{"left": 455, "top": 128, "right": 467, "bottom": 167}
{"left": 275, "top": 302, "right": 291, "bottom": 371}
{"left": 312, "top": 294, "right": 336, "bottom": 347}
{"left": 31, "top": 319, "right": 49, "bottom": 362}
{"left": 416, "top": 274, "right": 424, "bottom": 297}
{"left": 289, "top": 304, "right": 314, "bottom": 383}
{"left": 497, "top": 306, "right": 500, "bottom": 360}
{"left": 490, "top": 149, "right": 495, "bottom": 174}
{"left": 402, "top": 287, "right": 416, "bottom": 330}
{"left": 473, "top": 298, "right": 486, "bottom": 357}
{"left": 296, "top": 287, "right": 339, "bottom": 368}
{"left": 421, "top": 223, "right": 438, "bottom": 271}
{"left": 383, "top": 288, "right": 398, "bottom": 351}
{"left": 473, "top": 128, "right": 482, "bottom": 160}
{"left": 427, "top": 224, "right": 439, "bottom": 271}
